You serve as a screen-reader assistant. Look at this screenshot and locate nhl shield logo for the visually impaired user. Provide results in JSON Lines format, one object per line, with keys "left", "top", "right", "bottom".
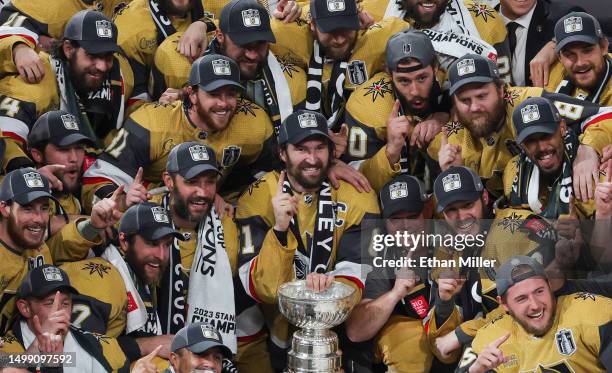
{"left": 61, "top": 114, "right": 79, "bottom": 131}
{"left": 23, "top": 172, "right": 44, "bottom": 188}
{"left": 564, "top": 17, "right": 583, "bottom": 33}
{"left": 457, "top": 58, "right": 476, "bottom": 76}
{"left": 389, "top": 181, "right": 408, "bottom": 200}
{"left": 521, "top": 104, "right": 540, "bottom": 124}
{"left": 95, "top": 20, "right": 113, "bottom": 38}
{"left": 347, "top": 60, "right": 368, "bottom": 86}
{"left": 42, "top": 267, "right": 63, "bottom": 282}
{"left": 222, "top": 145, "right": 241, "bottom": 167}
{"left": 555, "top": 329, "right": 576, "bottom": 356}
{"left": 442, "top": 173, "right": 461, "bottom": 192}
{"left": 297, "top": 113, "right": 318, "bottom": 128}
{"left": 212, "top": 59, "right": 231, "bottom": 76}
{"left": 200, "top": 324, "right": 219, "bottom": 339}
{"left": 189, "top": 145, "right": 210, "bottom": 161}
{"left": 151, "top": 206, "right": 170, "bottom": 223}
{"left": 242, "top": 9, "right": 261, "bottom": 27}
{"left": 327, "top": 0, "right": 345, "bottom": 12}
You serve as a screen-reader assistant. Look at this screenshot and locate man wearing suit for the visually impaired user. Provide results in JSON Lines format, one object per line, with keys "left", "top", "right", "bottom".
{"left": 497, "top": 0, "right": 582, "bottom": 86}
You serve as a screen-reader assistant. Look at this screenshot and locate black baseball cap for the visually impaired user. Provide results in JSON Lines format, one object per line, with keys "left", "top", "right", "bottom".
{"left": 189, "top": 54, "right": 244, "bottom": 92}
{"left": 434, "top": 166, "right": 484, "bottom": 213}
{"left": 512, "top": 97, "right": 561, "bottom": 144}
{"left": 119, "top": 202, "right": 185, "bottom": 241}
{"left": 18, "top": 265, "right": 79, "bottom": 299}
{"left": 278, "top": 110, "right": 331, "bottom": 145}
{"left": 171, "top": 322, "right": 233, "bottom": 358}
{"left": 64, "top": 10, "right": 119, "bottom": 54}
{"left": 310, "top": 0, "right": 359, "bottom": 33}
{"left": 379, "top": 175, "right": 429, "bottom": 218}
{"left": 448, "top": 54, "right": 499, "bottom": 96}
{"left": 386, "top": 29, "right": 436, "bottom": 72}
{"left": 219, "top": 0, "right": 276, "bottom": 46}
{"left": 28, "top": 110, "right": 94, "bottom": 149}
{"left": 0, "top": 168, "right": 59, "bottom": 205}
{"left": 554, "top": 12, "right": 605, "bottom": 53}
{"left": 166, "top": 142, "right": 220, "bottom": 179}
{"left": 496, "top": 255, "right": 547, "bottom": 296}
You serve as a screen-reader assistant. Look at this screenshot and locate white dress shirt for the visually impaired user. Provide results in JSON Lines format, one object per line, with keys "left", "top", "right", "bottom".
{"left": 501, "top": 4, "right": 537, "bottom": 86}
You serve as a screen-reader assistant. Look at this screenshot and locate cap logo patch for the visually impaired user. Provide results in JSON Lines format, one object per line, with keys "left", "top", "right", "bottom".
{"left": 297, "top": 113, "right": 318, "bottom": 128}
{"left": 95, "top": 20, "right": 113, "bottom": 38}
{"left": 389, "top": 181, "right": 408, "bottom": 200}
{"left": 188, "top": 145, "right": 210, "bottom": 162}
{"left": 457, "top": 58, "right": 476, "bottom": 76}
{"left": 151, "top": 206, "right": 170, "bottom": 223}
{"left": 212, "top": 59, "right": 231, "bottom": 76}
{"left": 200, "top": 325, "right": 219, "bottom": 339}
{"left": 23, "top": 172, "right": 44, "bottom": 188}
{"left": 42, "top": 267, "right": 63, "bottom": 282}
{"left": 564, "top": 17, "right": 583, "bottom": 33}
{"left": 61, "top": 114, "right": 79, "bottom": 131}
{"left": 327, "top": 0, "right": 346, "bottom": 12}
{"left": 442, "top": 173, "right": 461, "bottom": 192}
{"left": 521, "top": 104, "right": 540, "bottom": 124}
{"left": 402, "top": 43, "right": 411, "bottom": 54}
{"left": 555, "top": 329, "right": 576, "bottom": 356}
{"left": 241, "top": 9, "right": 261, "bottom": 27}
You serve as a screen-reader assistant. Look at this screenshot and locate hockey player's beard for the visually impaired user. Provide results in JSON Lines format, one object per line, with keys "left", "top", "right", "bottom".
{"left": 285, "top": 156, "right": 330, "bottom": 191}
{"left": 172, "top": 187, "right": 213, "bottom": 223}
{"left": 457, "top": 95, "right": 505, "bottom": 139}
{"left": 509, "top": 298, "right": 556, "bottom": 337}
{"left": 160, "top": 0, "right": 192, "bottom": 16}
{"left": 126, "top": 243, "right": 169, "bottom": 286}
{"left": 68, "top": 53, "right": 109, "bottom": 96}
{"left": 401, "top": 0, "right": 448, "bottom": 28}
{"left": 7, "top": 213, "right": 45, "bottom": 251}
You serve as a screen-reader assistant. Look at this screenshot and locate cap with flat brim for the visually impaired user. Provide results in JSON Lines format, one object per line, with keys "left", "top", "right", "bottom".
{"left": 141, "top": 226, "right": 186, "bottom": 242}
{"left": 228, "top": 30, "right": 276, "bottom": 46}
{"left": 188, "top": 340, "right": 233, "bottom": 358}
{"left": 516, "top": 124, "right": 558, "bottom": 144}
{"left": 449, "top": 76, "right": 495, "bottom": 96}
{"left": 55, "top": 133, "right": 94, "bottom": 147}
{"left": 199, "top": 79, "right": 244, "bottom": 93}
{"left": 181, "top": 164, "right": 221, "bottom": 180}
{"left": 555, "top": 34, "right": 600, "bottom": 53}
{"left": 286, "top": 130, "right": 331, "bottom": 145}
{"left": 13, "top": 190, "right": 60, "bottom": 206}
{"left": 314, "top": 16, "right": 359, "bottom": 33}
{"left": 78, "top": 40, "right": 120, "bottom": 55}
{"left": 436, "top": 190, "right": 481, "bottom": 213}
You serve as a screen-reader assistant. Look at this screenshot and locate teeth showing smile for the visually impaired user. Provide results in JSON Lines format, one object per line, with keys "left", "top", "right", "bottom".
{"left": 26, "top": 227, "right": 43, "bottom": 233}
{"left": 528, "top": 310, "right": 543, "bottom": 319}
{"left": 147, "top": 263, "right": 160, "bottom": 268}
{"left": 420, "top": 2, "right": 435, "bottom": 8}
{"left": 457, "top": 220, "right": 474, "bottom": 230}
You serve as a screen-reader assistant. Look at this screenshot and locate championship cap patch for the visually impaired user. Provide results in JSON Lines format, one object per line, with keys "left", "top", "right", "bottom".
{"left": 61, "top": 114, "right": 79, "bottom": 131}
{"left": 95, "top": 20, "right": 113, "bottom": 38}
{"left": 442, "top": 173, "right": 461, "bottom": 192}
{"left": 43, "top": 267, "right": 63, "bottom": 282}
{"left": 200, "top": 324, "right": 219, "bottom": 339}
{"left": 521, "top": 104, "right": 540, "bottom": 124}
{"left": 298, "top": 113, "right": 318, "bottom": 128}
{"left": 23, "top": 172, "right": 44, "bottom": 188}
{"left": 327, "top": 0, "right": 345, "bottom": 12}
{"left": 212, "top": 59, "right": 231, "bottom": 76}
{"left": 242, "top": 9, "right": 261, "bottom": 27}
{"left": 189, "top": 144, "right": 210, "bottom": 161}
{"left": 389, "top": 181, "right": 408, "bottom": 200}
{"left": 564, "top": 16, "right": 583, "bottom": 33}
{"left": 457, "top": 58, "right": 476, "bottom": 76}
{"left": 151, "top": 206, "right": 170, "bottom": 223}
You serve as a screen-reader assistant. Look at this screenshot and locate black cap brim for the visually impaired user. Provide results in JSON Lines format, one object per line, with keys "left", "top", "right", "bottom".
{"left": 315, "top": 15, "right": 360, "bottom": 33}
{"left": 181, "top": 164, "right": 221, "bottom": 180}
{"left": 286, "top": 130, "right": 331, "bottom": 145}
{"left": 79, "top": 40, "right": 120, "bottom": 55}
{"left": 188, "top": 340, "right": 233, "bottom": 358}
{"left": 436, "top": 191, "right": 481, "bottom": 213}
{"left": 142, "top": 226, "right": 186, "bottom": 242}
{"left": 449, "top": 76, "right": 495, "bottom": 96}
{"left": 13, "top": 191, "right": 60, "bottom": 206}
{"left": 56, "top": 133, "right": 94, "bottom": 147}
{"left": 228, "top": 30, "right": 276, "bottom": 46}
{"left": 199, "top": 80, "right": 245, "bottom": 93}
{"left": 22, "top": 284, "right": 79, "bottom": 299}
{"left": 555, "top": 35, "right": 600, "bottom": 53}
{"left": 382, "top": 201, "right": 424, "bottom": 219}
{"left": 516, "top": 124, "right": 558, "bottom": 144}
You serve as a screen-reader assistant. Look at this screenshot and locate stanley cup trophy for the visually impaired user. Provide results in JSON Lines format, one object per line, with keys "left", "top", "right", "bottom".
{"left": 278, "top": 280, "right": 359, "bottom": 372}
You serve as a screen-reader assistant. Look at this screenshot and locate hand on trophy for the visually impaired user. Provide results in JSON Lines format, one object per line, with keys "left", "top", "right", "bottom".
{"left": 306, "top": 273, "right": 335, "bottom": 292}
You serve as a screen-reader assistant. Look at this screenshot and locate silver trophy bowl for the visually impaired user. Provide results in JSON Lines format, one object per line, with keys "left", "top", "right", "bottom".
{"left": 278, "top": 280, "right": 359, "bottom": 373}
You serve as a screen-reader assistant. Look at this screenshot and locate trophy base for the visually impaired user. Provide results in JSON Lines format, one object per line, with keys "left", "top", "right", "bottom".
{"left": 286, "top": 329, "right": 341, "bottom": 373}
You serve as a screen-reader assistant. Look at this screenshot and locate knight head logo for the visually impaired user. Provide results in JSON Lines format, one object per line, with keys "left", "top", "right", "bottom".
{"left": 442, "top": 173, "right": 461, "bottom": 192}
{"left": 42, "top": 267, "right": 63, "bottom": 282}
{"left": 188, "top": 145, "right": 210, "bottom": 162}
{"left": 564, "top": 16, "right": 583, "bottom": 34}
{"left": 151, "top": 206, "right": 170, "bottom": 223}
{"left": 327, "top": 0, "right": 345, "bottom": 12}
{"left": 95, "top": 20, "right": 113, "bottom": 38}
{"left": 61, "top": 114, "right": 79, "bottom": 131}
{"left": 297, "top": 113, "right": 318, "bottom": 128}
{"left": 23, "top": 172, "right": 45, "bottom": 188}
{"left": 212, "top": 59, "right": 231, "bottom": 76}
{"left": 521, "top": 104, "right": 540, "bottom": 124}
{"left": 389, "top": 181, "right": 408, "bottom": 200}
{"left": 457, "top": 58, "right": 476, "bottom": 77}
{"left": 242, "top": 9, "right": 261, "bottom": 27}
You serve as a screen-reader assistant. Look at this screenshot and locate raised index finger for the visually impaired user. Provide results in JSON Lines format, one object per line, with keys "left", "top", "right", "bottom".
{"left": 389, "top": 99, "right": 400, "bottom": 121}
{"left": 492, "top": 332, "right": 511, "bottom": 348}
{"left": 144, "top": 344, "right": 163, "bottom": 361}
{"left": 52, "top": 290, "right": 61, "bottom": 312}
{"left": 111, "top": 184, "right": 125, "bottom": 202}
{"left": 134, "top": 167, "right": 144, "bottom": 185}
{"left": 277, "top": 171, "right": 286, "bottom": 194}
